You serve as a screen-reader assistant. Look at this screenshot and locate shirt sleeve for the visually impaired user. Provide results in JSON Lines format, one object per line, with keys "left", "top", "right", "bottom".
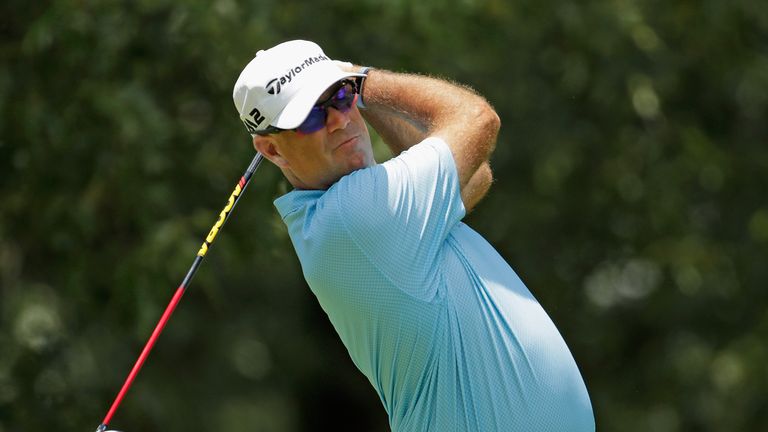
{"left": 332, "top": 137, "right": 466, "bottom": 301}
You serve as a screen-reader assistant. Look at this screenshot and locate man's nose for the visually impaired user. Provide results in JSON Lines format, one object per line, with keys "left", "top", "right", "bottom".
{"left": 325, "top": 104, "right": 351, "bottom": 133}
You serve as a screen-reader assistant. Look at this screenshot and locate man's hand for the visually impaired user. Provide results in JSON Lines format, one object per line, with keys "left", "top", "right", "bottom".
{"left": 333, "top": 60, "right": 355, "bottom": 71}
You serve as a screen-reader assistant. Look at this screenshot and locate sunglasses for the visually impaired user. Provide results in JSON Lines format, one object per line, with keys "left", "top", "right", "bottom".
{"left": 258, "top": 79, "right": 359, "bottom": 135}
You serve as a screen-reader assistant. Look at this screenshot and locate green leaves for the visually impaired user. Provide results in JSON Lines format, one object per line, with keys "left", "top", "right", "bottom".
{"left": 1, "top": 1, "right": 766, "bottom": 431}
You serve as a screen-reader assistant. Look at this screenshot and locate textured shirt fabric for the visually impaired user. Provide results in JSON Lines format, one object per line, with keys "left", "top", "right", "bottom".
{"left": 274, "top": 137, "right": 594, "bottom": 431}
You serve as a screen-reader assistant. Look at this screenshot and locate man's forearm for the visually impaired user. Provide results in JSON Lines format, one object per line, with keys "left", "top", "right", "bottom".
{"left": 357, "top": 69, "right": 435, "bottom": 155}
{"left": 360, "top": 101, "right": 427, "bottom": 155}
{"left": 462, "top": 161, "right": 493, "bottom": 213}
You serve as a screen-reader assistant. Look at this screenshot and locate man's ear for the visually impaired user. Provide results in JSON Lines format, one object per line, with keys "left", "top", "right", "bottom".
{"left": 252, "top": 135, "right": 289, "bottom": 168}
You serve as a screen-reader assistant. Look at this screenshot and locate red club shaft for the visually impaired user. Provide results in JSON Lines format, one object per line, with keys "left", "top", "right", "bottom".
{"left": 96, "top": 153, "right": 264, "bottom": 432}
{"left": 101, "top": 284, "right": 186, "bottom": 426}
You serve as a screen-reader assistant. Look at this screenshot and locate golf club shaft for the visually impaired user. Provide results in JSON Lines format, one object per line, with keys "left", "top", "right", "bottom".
{"left": 96, "top": 152, "right": 264, "bottom": 432}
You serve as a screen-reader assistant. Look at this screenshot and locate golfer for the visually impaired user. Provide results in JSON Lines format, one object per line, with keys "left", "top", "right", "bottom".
{"left": 233, "top": 40, "right": 594, "bottom": 431}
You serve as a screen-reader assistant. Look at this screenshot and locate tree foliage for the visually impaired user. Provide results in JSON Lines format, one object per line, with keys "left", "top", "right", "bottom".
{"left": 1, "top": 0, "right": 767, "bottom": 430}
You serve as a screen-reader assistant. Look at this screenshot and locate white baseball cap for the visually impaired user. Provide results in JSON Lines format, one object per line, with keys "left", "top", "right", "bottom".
{"left": 233, "top": 40, "right": 365, "bottom": 135}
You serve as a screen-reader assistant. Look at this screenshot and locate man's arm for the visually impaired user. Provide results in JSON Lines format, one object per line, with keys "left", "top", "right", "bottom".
{"left": 357, "top": 68, "right": 500, "bottom": 210}
{"left": 360, "top": 98, "right": 427, "bottom": 155}
{"left": 460, "top": 161, "right": 493, "bottom": 212}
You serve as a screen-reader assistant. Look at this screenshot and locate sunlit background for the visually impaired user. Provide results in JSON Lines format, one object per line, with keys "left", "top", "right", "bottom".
{"left": 2, "top": 0, "right": 767, "bottom": 431}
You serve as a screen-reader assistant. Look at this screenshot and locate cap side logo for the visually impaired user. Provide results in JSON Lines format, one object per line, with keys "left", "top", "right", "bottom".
{"left": 266, "top": 78, "right": 281, "bottom": 95}
{"left": 242, "top": 107, "right": 265, "bottom": 133}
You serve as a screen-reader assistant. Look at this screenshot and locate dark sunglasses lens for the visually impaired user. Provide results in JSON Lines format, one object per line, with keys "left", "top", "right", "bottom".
{"left": 333, "top": 85, "right": 356, "bottom": 112}
{"left": 295, "top": 107, "right": 328, "bottom": 134}
{"left": 295, "top": 81, "right": 357, "bottom": 134}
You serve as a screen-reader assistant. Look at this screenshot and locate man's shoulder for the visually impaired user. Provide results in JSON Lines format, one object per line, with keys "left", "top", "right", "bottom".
{"left": 331, "top": 136, "right": 454, "bottom": 194}
{"left": 276, "top": 135, "right": 459, "bottom": 241}
{"left": 273, "top": 189, "right": 325, "bottom": 221}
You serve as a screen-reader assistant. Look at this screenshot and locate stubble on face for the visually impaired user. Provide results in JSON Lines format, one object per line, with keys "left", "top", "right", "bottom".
{"left": 275, "top": 108, "right": 374, "bottom": 190}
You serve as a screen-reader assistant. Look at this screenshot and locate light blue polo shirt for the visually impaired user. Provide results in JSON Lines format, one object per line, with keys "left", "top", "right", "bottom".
{"left": 274, "top": 137, "right": 594, "bottom": 431}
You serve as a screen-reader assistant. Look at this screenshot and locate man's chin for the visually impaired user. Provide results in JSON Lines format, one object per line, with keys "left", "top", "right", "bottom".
{"left": 349, "top": 153, "right": 375, "bottom": 171}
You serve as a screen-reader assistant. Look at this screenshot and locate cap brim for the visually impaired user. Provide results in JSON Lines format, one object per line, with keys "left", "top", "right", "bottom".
{"left": 271, "top": 70, "right": 365, "bottom": 130}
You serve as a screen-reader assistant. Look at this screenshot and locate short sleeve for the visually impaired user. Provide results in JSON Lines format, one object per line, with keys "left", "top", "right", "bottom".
{"left": 331, "top": 137, "right": 466, "bottom": 300}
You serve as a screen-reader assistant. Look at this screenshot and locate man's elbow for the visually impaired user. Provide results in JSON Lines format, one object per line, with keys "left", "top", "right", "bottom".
{"left": 474, "top": 102, "right": 501, "bottom": 158}
{"left": 481, "top": 104, "right": 501, "bottom": 133}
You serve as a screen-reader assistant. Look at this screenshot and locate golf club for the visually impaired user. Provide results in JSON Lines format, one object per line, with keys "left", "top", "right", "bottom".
{"left": 95, "top": 152, "right": 264, "bottom": 432}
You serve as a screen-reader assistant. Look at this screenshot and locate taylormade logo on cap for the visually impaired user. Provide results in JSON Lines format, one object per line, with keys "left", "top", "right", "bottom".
{"left": 266, "top": 54, "right": 330, "bottom": 95}
{"left": 233, "top": 40, "right": 364, "bottom": 136}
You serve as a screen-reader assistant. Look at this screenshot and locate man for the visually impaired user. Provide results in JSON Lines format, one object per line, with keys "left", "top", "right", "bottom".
{"left": 233, "top": 40, "right": 594, "bottom": 431}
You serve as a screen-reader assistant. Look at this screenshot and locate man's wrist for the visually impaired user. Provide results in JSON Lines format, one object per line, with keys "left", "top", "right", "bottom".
{"left": 356, "top": 66, "right": 372, "bottom": 109}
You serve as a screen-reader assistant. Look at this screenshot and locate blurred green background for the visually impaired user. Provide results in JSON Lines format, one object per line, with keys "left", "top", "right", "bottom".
{"left": 2, "top": 0, "right": 767, "bottom": 431}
